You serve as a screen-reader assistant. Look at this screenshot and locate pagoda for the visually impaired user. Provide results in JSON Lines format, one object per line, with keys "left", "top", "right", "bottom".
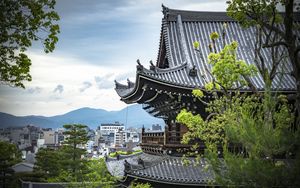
{"left": 114, "top": 5, "right": 295, "bottom": 155}
{"left": 109, "top": 5, "right": 296, "bottom": 187}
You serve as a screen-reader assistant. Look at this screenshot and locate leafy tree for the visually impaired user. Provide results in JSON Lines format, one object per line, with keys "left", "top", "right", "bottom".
{"left": 34, "top": 125, "right": 116, "bottom": 186}
{"left": 61, "top": 124, "right": 89, "bottom": 180}
{"left": 178, "top": 90, "right": 300, "bottom": 186}
{"left": 44, "top": 124, "right": 88, "bottom": 182}
{"left": 34, "top": 124, "right": 89, "bottom": 181}
{"left": 75, "top": 159, "right": 115, "bottom": 188}
{"left": 34, "top": 148, "right": 62, "bottom": 178}
{"left": 226, "top": 0, "right": 300, "bottom": 122}
{"left": 48, "top": 159, "right": 116, "bottom": 188}
{"left": 177, "top": 27, "right": 300, "bottom": 186}
{"left": 0, "top": 141, "right": 21, "bottom": 188}
{"left": 0, "top": 0, "right": 60, "bottom": 88}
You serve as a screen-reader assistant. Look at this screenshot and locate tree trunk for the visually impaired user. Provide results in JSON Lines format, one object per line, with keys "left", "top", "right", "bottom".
{"left": 285, "top": 0, "right": 300, "bottom": 124}
{"left": 73, "top": 141, "right": 76, "bottom": 174}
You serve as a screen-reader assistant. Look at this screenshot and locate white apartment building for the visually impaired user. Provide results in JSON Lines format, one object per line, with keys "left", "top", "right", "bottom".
{"left": 100, "top": 122, "right": 125, "bottom": 132}
{"left": 95, "top": 122, "right": 140, "bottom": 148}
{"left": 99, "top": 122, "right": 125, "bottom": 147}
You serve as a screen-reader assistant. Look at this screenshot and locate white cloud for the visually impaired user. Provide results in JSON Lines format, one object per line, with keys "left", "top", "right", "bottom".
{"left": 0, "top": 0, "right": 228, "bottom": 116}
{"left": 53, "top": 84, "right": 64, "bottom": 94}
{"left": 79, "top": 81, "right": 92, "bottom": 92}
{"left": 0, "top": 52, "right": 130, "bottom": 116}
{"left": 27, "top": 86, "right": 43, "bottom": 94}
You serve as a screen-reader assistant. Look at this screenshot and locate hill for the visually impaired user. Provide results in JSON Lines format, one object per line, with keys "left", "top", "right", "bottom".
{"left": 0, "top": 104, "right": 164, "bottom": 129}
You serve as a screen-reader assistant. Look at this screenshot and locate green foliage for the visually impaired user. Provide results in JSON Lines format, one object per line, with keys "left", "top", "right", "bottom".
{"left": 180, "top": 87, "right": 300, "bottom": 186}
{"left": 192, "top": 89, "right": 204, "bottom": 98}
{"left": 16, "top": 171, "right": 48, "bottom": 183}
{"left": 208, "top": 92, "right": 299, "bottom": 187}
{"left": 207, "top": 41, "right": 257, "bottom": 89}
{"left": 0, "top": 141, "right": 21, "bottom": 166}
{"left": 130, "top": 181, "right": 152, "bottom": 188}
{"left": 178, "top": 36, "right": 300, "bottom": 186}
{"left": 0, "top": 141, "right": 22, "bottom": 188}
{"left": 48, "top": 159, "right": 115, "bottom": 188}
{"left": 34, "top": 148, "right": 62, "bottom": 178}
{"left": 177, "top": 108, "right": 225, "bottom": 146}
{"left": 204, "top": 82, "right": 220, "bottom": 91}
{"left": 226, "top": 0, "right": 300, "bottom": 125}
{"left": 193, "top": 41, "right": 200, "bottom": 49}
{"left": 210, "top": 32, "right": 219, "bottom": 40}
{"left": 60, "top": 124, "right": 89, "bottom": 179}
{"left": 83, "top": 159, "right": 115, "bottom": 183}
{"left": 35, "top": 140, "right": 115, "bottom": 186}
{"left": 0, "top": 0, "right": 60, "bottom": 88}
{"left": 226, "top": 0, "right": 283, "bottom": 27}
{"left": 63, "top": 124, "right": 89, "bottom": 146}
{"left": 34, "top": 124, "right": 116, "bottom": 185}
{"left": 225, "top": 93, "right": 296, "bottom": 158}
{"left": 178, "top": 17, "right": 300, "bottom": 185}
{"left": 109, "top": 150, "right": 142, "bottom": 157}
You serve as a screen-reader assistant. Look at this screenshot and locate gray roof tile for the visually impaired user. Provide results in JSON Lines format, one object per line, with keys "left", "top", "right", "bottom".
{"left": 106, "top": 153, "right": 215, "bottom": 185}
{"left": 115, "top": 6, "right": 298, "bottom": 98}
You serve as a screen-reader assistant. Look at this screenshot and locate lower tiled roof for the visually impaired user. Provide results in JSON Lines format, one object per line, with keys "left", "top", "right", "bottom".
{"left": 106, "top": 152, "right": 215, "bottom": 185}
{"left": 105, "top": 153, "right": 164, "bottom": 177}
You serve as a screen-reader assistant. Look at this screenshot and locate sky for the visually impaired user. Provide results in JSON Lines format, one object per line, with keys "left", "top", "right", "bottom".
{"left": 0, "top": 0, "right": 227, "bottom": 116}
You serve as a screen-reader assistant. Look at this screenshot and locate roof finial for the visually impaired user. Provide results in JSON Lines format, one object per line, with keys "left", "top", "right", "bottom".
{"left": 136, "top": 59, "right": 143, "bottom": 72}
{"left": 162, "top": 4, "right": 169, "bottom": 16}
{"left": 127, "top": 78, "right": 134, "bottom": 88}
{"left": 149, "top": 60, "right": 156, "bottom": 71}
{"left": 137, "top": 59, "right": 141, "bottom": 66}
{"left": 150, "top": 60, "right": 154, "bottom": 67}
{"left": 189, "top": 65, "right": 197, "bottom": 77}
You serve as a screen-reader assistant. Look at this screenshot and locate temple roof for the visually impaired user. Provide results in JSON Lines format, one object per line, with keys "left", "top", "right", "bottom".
{"left": 115, "top": 6, "right": 298, "bottom": 100}
{"left": 106, "top": 152, "right": 214, "bottom": 186}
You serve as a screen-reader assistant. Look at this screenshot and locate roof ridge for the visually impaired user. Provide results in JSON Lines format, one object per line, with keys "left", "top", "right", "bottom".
{"left": 162, "top": 4, "right": 227, "bottom": 15}
{"left": 156, "top": 61, "right": 187, "bottom": 73}
{"left": 162, "top": 5, "right": 234, "bottom": 22}
{"left": 131, "top": 154, "right": 170, "bottom": 173}
{"left": 162, "top": 5, "right": 300, "bottom": 22}
{"left": 142, "top": 62, "right": 187, "bottom": 74}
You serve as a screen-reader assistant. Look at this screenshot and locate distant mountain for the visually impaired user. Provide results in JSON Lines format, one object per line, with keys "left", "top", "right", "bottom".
{"left": 0, "top": 113, "right": 55, "bottom": 128}
{"left": 0, "top": 104, "right": 164, "bottom": 129}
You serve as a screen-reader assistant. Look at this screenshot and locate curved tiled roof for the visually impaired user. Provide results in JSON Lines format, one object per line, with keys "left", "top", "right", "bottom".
{"left": 162, "top": 4, "right": 236, "bottom": 22}
{"left": 115, "top": 80, "right": 135, "bottom": 97}
{"left": 105, "top": 152, "right": 215, "bottom": 185}
{"left": 106, "top": 152, "right": 165, "bottom": 177}
{"left": 141, "top": 62, "right": 206, "bottom": 88}
{"left": 129, "top": 156, "right": 214, "bottom": 185}
{"left": 115, "top": 6, "right": 298, "bottom": 99}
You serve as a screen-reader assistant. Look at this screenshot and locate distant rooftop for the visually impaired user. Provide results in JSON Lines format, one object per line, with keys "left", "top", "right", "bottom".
{"left": 101, "top": 122, "right": 124, "bottom": 126}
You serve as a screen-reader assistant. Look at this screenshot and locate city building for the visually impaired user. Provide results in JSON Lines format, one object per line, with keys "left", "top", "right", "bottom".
{"left": 152, "top": 124, "right": 162, "bottom": 131}
{"left": 96, "top": 122, "right": 125, "bottom": 147}
{"left": 95, "top": 122, "right": 141, "bottom": 153}
{"left": 100, "top": 122, "right": 125, "bottom": 132}
{"left": 39, "top": 129, "right": 64, "bottom": 149}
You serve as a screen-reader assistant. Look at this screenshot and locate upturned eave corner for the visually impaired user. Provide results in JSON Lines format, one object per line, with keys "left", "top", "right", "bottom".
{"left": 161, "top": 4, "right": 169, "bottom": 18}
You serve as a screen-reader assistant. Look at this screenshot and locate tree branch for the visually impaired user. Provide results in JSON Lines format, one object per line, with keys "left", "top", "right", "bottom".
{"left": 263, "top": 41, "right": 288, "bottom": 48}
{"left": 246, "top": 12, "right": 286, "bottom": 39}
{"left": 205, "top": 113, "right": 218, "bottom": 121}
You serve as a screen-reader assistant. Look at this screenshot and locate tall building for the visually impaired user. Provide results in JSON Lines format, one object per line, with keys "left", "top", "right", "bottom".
{"left": 97, "top": 122, "right": 125, "bottom": 147}
{"left": 40, "top": 129, "right": 64, "bottom": 148}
